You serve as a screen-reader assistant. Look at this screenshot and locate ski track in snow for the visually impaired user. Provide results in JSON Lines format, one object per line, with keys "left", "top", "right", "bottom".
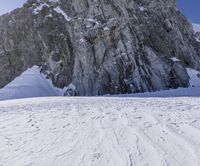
{"left": 0, "top": 97, "right": 200, "bottom": 166}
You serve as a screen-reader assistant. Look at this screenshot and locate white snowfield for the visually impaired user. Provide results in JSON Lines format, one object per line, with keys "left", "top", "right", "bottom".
{"left": 0, "top": 97, "right": 200, "bottom": 166}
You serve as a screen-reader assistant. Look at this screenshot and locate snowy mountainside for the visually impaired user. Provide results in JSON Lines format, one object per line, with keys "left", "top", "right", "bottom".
{"left": 0, "top": 53, "right": 198, "bottom": 101}
{"left": 0, "top": 66, "right": 66, "bottom": 101}
{"left": 1, "top": 66, "right": 200, "bottom": 100}
{"left": 0, "top": 0, "right": 200, "bottom": 95}
{"left": 113, "top": 68, "right": 200, "bottom": 97}
{"left": 0, "top": 97, "right": 200, "bottom": 166}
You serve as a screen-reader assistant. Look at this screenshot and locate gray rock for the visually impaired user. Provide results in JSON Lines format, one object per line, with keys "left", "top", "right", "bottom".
{"left": 0, "top": 0, "right": 200, "bottom": 95}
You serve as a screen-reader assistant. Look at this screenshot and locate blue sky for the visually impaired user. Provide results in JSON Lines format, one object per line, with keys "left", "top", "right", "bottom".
{"left": 176, "top": 0, "right": 200, "bottom": 23}
{"left": 0, "top": 0, "right": 27, "bottom": 15}
{"left": 0, "top": 1, "right": 199, "bottom": 23}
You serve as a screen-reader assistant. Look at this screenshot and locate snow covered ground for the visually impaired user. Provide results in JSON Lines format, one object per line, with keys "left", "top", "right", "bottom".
{"left": 0, "top": 97, "right": 200, "bottom": 166}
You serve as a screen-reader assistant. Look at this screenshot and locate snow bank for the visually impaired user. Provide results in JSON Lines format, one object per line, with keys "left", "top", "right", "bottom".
{"left": 114, "top": 87, "right": 200, "bottom": 97}
{"left": 0, "top": 66, "right": 60, "bottom": 101}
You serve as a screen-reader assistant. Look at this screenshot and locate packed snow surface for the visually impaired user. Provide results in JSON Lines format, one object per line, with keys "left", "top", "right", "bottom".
{"left": 0, "top": 97, "right": 200, "bottom": 166}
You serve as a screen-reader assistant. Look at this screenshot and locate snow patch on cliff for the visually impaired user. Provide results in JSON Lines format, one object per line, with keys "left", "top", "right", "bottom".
{"left": 33, "top": 2, "right": 50, "bottom": 15}
{"left": 54, "top": 6, "right": 71, "bottom": 21}
{"left": 170, "top": 57, "right": 180, "bottom": 62}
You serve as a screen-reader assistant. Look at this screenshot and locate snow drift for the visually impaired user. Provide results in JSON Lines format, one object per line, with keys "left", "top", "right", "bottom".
{"left": 0, "top": 66, "right": 59, "bottom": 101}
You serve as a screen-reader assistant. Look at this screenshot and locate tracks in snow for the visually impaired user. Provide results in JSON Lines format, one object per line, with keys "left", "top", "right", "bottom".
{"left": 0, "top": 97, "right": 200, "bottom": 166}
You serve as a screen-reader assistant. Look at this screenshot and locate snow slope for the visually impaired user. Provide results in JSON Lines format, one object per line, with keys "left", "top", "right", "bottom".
{"left": 0, "top": 97, "right": 200, "bottom": 166}
{"left": 113, "top": 87, "right": 200, "bottom": 97}
{"left": 1, "top": 66, "right": 200, "bottom": 101}
{"left": 0, "top": 66, "right": 66, "bottom": 101}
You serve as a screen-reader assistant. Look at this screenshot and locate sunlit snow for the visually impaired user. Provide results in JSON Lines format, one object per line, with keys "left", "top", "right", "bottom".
{"left": 0, "top": 97, "right": 200, "bottom": 166}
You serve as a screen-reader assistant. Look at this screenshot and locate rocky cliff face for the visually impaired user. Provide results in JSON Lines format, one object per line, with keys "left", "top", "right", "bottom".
{"left": 0, "top": 0, "right": 200, "bottom": 95}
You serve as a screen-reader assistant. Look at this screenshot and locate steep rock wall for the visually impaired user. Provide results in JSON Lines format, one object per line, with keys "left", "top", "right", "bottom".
{"left": 0, "top": 0, "right": 200, "bottom": 95}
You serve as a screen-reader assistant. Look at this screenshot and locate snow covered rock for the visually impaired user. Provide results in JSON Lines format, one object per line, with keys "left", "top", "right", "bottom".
{"left": 0, "top": 66, "right": 59, "bottom": 100}
{"left": 0, "top": 0, "right": 200, "bottom": 95}
{"left": 187, "top": 68, "right": 200, "bottom": 87}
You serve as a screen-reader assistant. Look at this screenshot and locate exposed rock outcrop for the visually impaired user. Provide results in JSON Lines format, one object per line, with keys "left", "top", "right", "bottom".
{"left": 0, "top": 0, "right": 200, "bottom": 95}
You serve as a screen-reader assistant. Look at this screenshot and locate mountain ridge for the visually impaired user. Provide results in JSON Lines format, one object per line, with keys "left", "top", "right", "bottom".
{"left": 0, "top": 0, "right": 200, "bottom": 95}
